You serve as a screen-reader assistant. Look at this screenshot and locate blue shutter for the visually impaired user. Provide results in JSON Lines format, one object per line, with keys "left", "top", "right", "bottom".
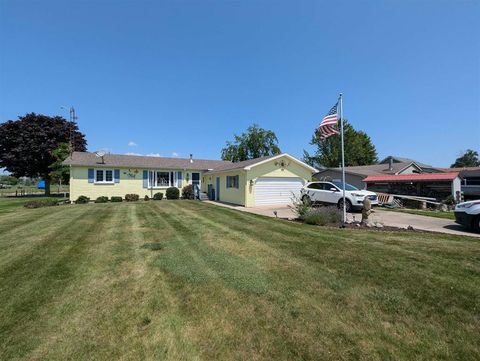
{"left": 143, "top": 170, "right": 148, "bottom": 188}
{"left": 88, "top": 169, "right": 94, "bottom": 183}
{"left": 177, "top": 171, "right": 182, "bottom": 187}
{"left": 114, "top": 169, "right": 120, "bottom": 183}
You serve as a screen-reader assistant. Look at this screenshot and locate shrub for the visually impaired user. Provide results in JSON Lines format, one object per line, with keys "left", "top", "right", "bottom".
{"left": 144, "top": 195, "right": 150, "bottom": 201}
{"left": 153, "top": 192, "right": 163, "bottom": 200}
{"left": 111, "top": 196, "right": 123, "bottom": 202}
{"left": 24, "top": 198, "right": 59, "bottom": 209}
{"left": 303, "top": 206, "right": 341, "bottom": 226}
{"left": 289, "top": 194, "right": 312, "bottom": 220}
{"left": 166, "top": 187, "right": 179, "bottom": 200}
{"left": 182, "top": 184, "right": 195, "bottom": 199}
{"left": 125, "top": 194, "right": 139, "bottom": 202}
{"left": 443, "top": 195, "right": 455, "bottom": 206}
{"left": 94, "top": 196, "right": 108, "bottom": 203}
{"left": 76, "top": 195, "right": 90, "bottom": 204}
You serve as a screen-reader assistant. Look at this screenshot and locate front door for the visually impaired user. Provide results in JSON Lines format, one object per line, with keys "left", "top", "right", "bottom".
{"left": 192, "top": 172, "right": 200, "bottom": 186}
{"left": 216, "top": 177, "right": 220, "bottom": 201}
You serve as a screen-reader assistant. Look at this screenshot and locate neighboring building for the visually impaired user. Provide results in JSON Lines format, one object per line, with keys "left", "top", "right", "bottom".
{"left": 314, "top": 156, "right": 429, "bottom": 190}
{"left": 63, "top": 152, "right": 317, "bottom": 207}
{"left": 363, "top": 172, "right": 462, "bottom": 199}
{"left": 313, "top": 155, "right": 474, "bottom": 200}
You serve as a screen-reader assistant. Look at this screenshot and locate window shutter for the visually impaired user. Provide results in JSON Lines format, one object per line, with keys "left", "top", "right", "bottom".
{"left": 88, "top": 169, "right": 94, "bottom": 183}
{"left": 143, "top": 170, "right": 148, "bottom": 188}
{"left": 114, "top": 169, "right": 120, "bottom": 183}
{"left": 235, "top": 175, "right": 239, "bottom": 188}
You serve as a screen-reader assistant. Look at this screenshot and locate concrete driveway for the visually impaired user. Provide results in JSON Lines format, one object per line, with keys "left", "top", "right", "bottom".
{"left": 205, "top": 201, "right": 479, "bottom": 238}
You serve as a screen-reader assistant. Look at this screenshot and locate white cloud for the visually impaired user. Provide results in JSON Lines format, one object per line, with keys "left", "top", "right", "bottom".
{"left": 125, "top": 152, "right": 142, "bottom": 156}
{"left": 127, "top": 141, "right": 137, "bottom": 147}
{"left": 172, "top": 152, "right": 179, "bottom": 157}
{"left": 146, "top": 153, "right": 161, "bottom": 157}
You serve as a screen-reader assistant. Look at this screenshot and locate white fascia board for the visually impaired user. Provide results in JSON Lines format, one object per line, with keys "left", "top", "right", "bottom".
{"left": 243, "top": 153, "right": 318, "bottom": 173}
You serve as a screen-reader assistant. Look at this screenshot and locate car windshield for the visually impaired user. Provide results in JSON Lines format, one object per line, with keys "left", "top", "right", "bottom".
{"left": 331, "top": 181, "right": 358, "bottom": 191}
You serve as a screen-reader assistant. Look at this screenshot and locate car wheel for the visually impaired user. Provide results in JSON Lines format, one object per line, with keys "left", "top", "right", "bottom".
{"left": 473, "top": 215, "right": 480, "bottom": 232}
{"left": 302, "top": 195, "right": 311, "bottom": 205}
{"left": 338, "top": 198, "right": 352, "bottom": 212}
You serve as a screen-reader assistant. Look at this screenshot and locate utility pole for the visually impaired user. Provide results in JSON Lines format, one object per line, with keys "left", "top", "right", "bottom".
{"left": 61, "top": 106, "right": 78, "bottom": 155}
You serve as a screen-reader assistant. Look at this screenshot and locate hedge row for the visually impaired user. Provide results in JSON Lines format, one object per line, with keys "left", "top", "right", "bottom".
{"left": 73, "top": 186, "right": 193, "bottom": 204}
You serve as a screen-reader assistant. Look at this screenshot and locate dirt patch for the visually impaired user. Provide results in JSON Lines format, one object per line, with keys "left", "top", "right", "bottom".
{"left": 291, "top": 218, "right": 428, "bottom": 233}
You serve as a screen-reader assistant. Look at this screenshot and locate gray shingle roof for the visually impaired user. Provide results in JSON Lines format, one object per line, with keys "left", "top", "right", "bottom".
{"left": 318, "top": 162, "right": 418, "bottom": 177}
{"left": 63, "top": 152, "right": 232, "bottom": 171}
{"left": 379, "top": 156, "right": 431, "bottom": 168}
{"left": 204, "top": 155, "right": 277, "bottom": 172}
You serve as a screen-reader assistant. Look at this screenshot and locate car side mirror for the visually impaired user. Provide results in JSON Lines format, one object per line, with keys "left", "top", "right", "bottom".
{"left": 330, "top": 187, "right": 338, "bottom": 192}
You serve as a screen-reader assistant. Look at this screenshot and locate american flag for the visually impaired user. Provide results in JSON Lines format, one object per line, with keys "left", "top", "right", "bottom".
{"left": 318, "top": 101, "right": 339, "bottom": 140}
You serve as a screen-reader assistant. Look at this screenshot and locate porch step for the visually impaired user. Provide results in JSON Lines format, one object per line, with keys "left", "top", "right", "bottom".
{"left": 199, "top": 192, "right": 209, "bottom": 201}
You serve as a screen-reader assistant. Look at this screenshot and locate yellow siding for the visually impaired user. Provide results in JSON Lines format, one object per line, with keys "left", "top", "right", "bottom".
{"left": 205, "top": 155, "right": 314, "bottom": 207}
{"left": 69, "top": 166, "right": 203, "bottom": 201}
{"left": 244, "top": 155, "right": 314, "bottom": 207}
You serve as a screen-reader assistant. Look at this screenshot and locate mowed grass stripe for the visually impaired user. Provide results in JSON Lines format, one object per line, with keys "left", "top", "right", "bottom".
{"left": 0, "top": 205, "right": 114, "bottom": 359}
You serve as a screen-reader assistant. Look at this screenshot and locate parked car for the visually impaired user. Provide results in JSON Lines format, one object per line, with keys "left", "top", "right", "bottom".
{"left": 300, "top": 181, "right": 378, "bottom": 212}
{"left": 0, "top": 183, "right": 12, "bottom": 189}
{"left": 454, "top": 200, "right": 480, "bottom": 232}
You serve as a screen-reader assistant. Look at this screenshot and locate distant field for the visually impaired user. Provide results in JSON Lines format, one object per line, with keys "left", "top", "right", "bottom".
{"left": 0, "top": 199, "right": 478, "bottom": 360}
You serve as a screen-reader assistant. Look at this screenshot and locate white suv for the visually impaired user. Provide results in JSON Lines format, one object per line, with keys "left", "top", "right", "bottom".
{"left": 454, "top": 200, "right": 480, "bottom": 232}
{"left": 300, "top": 181, "right": 378, "bottom": 212}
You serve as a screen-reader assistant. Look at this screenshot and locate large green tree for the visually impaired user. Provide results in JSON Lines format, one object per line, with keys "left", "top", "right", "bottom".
{"left": 450, "top": 149, "right": 480, "bottom": 168}
{"left": 0, "top": 113, "right": 87, "bottom": 195}
{"left": 221, "top": 124, "right": 281, "bottom": 162}
{"left": 304, "top": 120, "right": 378, "bottom": 168}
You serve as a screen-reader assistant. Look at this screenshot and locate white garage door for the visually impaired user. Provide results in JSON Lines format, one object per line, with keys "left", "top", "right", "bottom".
{"left": 254, "top": 177, "right": 304, "bottom": 206}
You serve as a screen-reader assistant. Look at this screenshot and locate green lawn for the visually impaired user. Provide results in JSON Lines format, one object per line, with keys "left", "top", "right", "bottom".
{"left": 384, "top": 208, "right": 456, "bottom": 220}
{"left": 0, "top": 199, "right": 479, "bottom": 360}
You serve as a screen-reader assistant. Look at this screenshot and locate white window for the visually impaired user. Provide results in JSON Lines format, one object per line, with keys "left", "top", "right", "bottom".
{"left": 148, "top": 171, "right": 177, "bottom": 188}
{"left": 95, "top": 169, "right": 114, "bottom": 184}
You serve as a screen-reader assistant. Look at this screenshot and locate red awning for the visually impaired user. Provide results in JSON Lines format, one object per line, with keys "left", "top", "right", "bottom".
{"left": 364, "top": 172, "right": 460, "bottom": 183}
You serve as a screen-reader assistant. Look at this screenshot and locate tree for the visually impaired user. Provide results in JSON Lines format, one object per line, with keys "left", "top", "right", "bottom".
{"left": 0, "top": 175, "right": 18, "bottom": 185}
{"left": 0, "top": 113, "right": 87, "bottom": 195}
{"left": 450, "top": 149, "right": 480, "bottom": 168}
{"left": 49, "top": 143, "right": 71, "bottom": 187}
{"left": 303, "top": 120, "right": 378, "bottom": 168}
{"left": 221, "top": 124, "right": 281, "bottom": 162}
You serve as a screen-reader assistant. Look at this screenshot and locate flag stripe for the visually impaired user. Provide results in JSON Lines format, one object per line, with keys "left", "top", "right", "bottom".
{"left": 318, "top": 101, "right": 339, "bottom": 140}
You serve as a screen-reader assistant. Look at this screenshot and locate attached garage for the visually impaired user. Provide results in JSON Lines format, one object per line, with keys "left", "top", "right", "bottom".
{"left": 203, "top": 153, "right": 317, "bottom": 207}
{"left": 254, "top": 177, "right": 305, "bottom": 206}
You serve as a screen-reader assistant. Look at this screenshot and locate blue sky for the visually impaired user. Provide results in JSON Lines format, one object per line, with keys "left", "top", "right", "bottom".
{"left": 1, "top": 0, "right": 479, "bottom": 167}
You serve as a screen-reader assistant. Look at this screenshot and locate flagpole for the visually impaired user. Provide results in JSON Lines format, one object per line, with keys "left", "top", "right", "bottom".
{"left": 339, "top": 93, "right": 346, "bottom": 225}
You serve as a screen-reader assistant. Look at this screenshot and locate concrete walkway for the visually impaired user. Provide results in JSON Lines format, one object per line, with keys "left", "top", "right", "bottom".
{"left": 204, "top": 201, "right": 479, "bottom": 238}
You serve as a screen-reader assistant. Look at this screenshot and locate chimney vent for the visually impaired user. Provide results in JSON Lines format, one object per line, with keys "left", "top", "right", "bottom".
{"left": 388, "top": 156, "right": 393, "bottom": 171}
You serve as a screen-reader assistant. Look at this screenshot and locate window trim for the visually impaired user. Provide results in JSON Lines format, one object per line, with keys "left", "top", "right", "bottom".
{"left": 226, "top": 175, "right": 240, "bottom": 189}
{"left": 94, "top": 169, "right": 115, "bottom": 184}
{"left": 147, "top": 170, "right": 178, "bottom": 188}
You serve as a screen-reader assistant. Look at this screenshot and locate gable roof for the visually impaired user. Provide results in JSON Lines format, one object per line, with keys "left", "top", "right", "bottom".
{"left": 63, "top": 152, "right": 231, "bottom": 171}
{"left": 379, "top": 156, "right": 432, "bottom": 168}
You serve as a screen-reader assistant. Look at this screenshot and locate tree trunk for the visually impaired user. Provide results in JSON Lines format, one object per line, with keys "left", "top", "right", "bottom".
{"left": 44, "top": 177, "right": 51, "bottom": 196}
